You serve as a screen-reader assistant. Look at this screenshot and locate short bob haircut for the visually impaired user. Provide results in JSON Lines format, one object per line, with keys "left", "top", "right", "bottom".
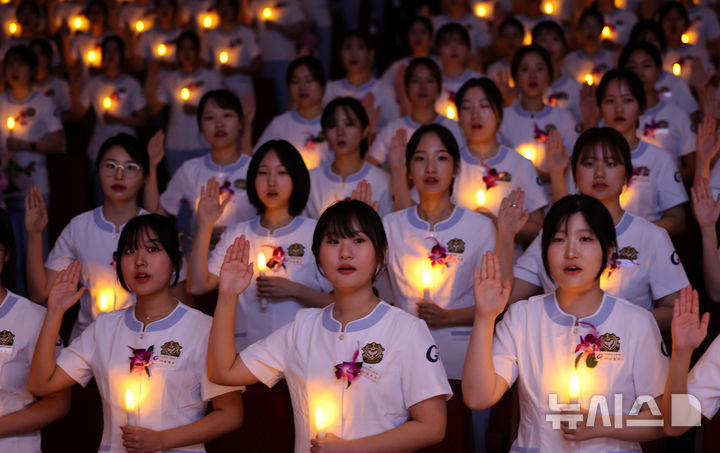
{"left": 404, "top": 57, "right": 442, "bottom": 95}
{"left": 578, "top": 7, "right": 605, "bottom": 31}
{"left": 497, "top": 16, "right": 524, "bottom": 37}
{"left": 101, "top": 34, "right": 126, "bottom": 66}
{"left": 570, "top": 127, "right": 633, "bottom": 183}
{"left": 115, "top": 214, "right": 182, "bottom": 291}
{"left": 312, "top": 199, "right": 387, "bottom": 284}
{"left": 286, "top": 55, "right": 326, "bottom": 88}
{"left": 511, "top": 45, "right": 554, "bottom": 81}
{"left": 531, "top": 20, "right": 568, "bottom": 52}
{"left": 435, "top": 22, "right": 471, "bottom": 49}
{"left": 196, "top": 89, "right": 244, "bottom": 127}
{"left": 95, "top": 133, "right": 151, "bottom": 176}
{"left": 321, "top": 97, "right": 370, "bottom": 157}
{"left": 4, "top": 45, "right": 38, "bottom": 78}
{"left": 247, "top": 140, "right": 310, "bottom": 216}
{"left": 405, "top": 124, "right": 460, "bottom": 195}
{"left": 629, "top": 20, "right": 667, "bottom": 53}
{"left": 618, "top": 41, "right": 663, "bottom": 70}
{"left": 176, "top": 30, "right": 201, "bottom": 55}
{"left": 541, "top": 194, "right": 617, "bottom": 282}
{"left": 0, "top": 208, "right": 15, "bottom": 278}
{"left": 407, "top": 16, "right": 433, "bottom": 38}
{"left": 455, "top": 77, "right": 504, "bottom": 123}
{"left": 596, "top": 69, "right": 646, "bottom": 113}
{"left": 658, "top": 1, "right": 689, "bottom": 28}
{"left": 29, "top": 38, "right": 54, "bottom": 62}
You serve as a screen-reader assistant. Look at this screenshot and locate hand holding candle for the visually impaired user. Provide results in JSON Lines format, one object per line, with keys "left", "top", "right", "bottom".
{"left": 103, "top": 96, "right": 112, "bottom": 110}
{"left": 569, "top": 373, "right": 579, "bottom": 405}
{"left": 180, "top": 87, "right": 190, "bottom": 101}
{"left": 258, "top": 252, "right": 267, "bottom": 310}
{"left": 125, "top": 388, "right": 137, "bottom": 426}
{"left": 421, "top": 269, "right": 431, "bottom": 302}
{"left": 219, "top": 51, "right": 229, "bottom": 65}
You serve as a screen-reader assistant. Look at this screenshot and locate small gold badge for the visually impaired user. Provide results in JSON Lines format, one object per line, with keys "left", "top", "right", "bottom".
{"left": 362, "top": 342, "right": 385, "bottom": 364}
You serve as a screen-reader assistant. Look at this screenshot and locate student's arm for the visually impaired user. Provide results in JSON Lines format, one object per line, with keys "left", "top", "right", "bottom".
{"left": 692, "top": 177, "right": 720, "bottom": 302}
{"left": 508, "top": 278, "right": 542, "bottom": 304}
{"left": 187, "top": 178, "right": 227, "bottom": 295}
{"left": 8, "top": 130, "right": 65, "bottom": 155}
{"left": 207, "top": 236, "right": 260, "bottom": 386}
{"left": 142, "top": 130, "right": 168, "bottom": 214}
{"left": 388, "top": 129, "right": 413, "bottom": 210}
{"left": 25, "top": 187, "right": 52, "bottom": 302}
{"left": 28, "top": 262, "right": 87, "bottom": 396}
{"left": 0, "top": 389, "right": 71, "bottom": 436}
{"left": 310, "top": 395, "right": 447, "bottom": 453}
{"left": 494, "top": 188, "right": 529, "bottom": 284}
{"left": 545, "top": 130, "right": 570, "bottom": 203}
{"left": 220, "top": 55, "right": 262, "bottom": 76}
{"left": 120, "top": 390, "right": 243, "bottom": 452}
{"left": 462, "top": 252, "right": 512, "bottom": 410}
{"left": 651, "top": 291, "right": 676, "bottom": 335}
{"left": 654, "top": 205, "right": 686, "bottom": 236}
{"left": 663, "top": 286, "right": 709, "bottom": 436}
{"left": 579, "top": 83, "right": 599, "bottom": 132}
{"left": 255, "top": 277, "right": 331, "bottom": 308}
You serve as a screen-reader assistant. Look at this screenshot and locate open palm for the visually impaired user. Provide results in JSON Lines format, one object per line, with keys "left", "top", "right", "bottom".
{"left": 218, "top": 236, "right": 254, "bottom": 296}
{"left": 671, "top": 286, "right": 709, "bottom": 352}
{"left": 473, "top": 251, "right": 511, "bottom": 319}
{"left": 25, "top": 186, "right": 48, "bottom": 233}
{"left": 48, "top": 261, "right": 86, "bottom": 313}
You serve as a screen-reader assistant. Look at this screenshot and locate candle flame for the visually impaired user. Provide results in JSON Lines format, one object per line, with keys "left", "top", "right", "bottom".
{"left": 157, "top": 44, "right": 167, "bottom": 56}
{"left": 258, "top": 252, "right": 267, "bottom": 272}
{"left": 543, "top": 2, "right": 553, "bottom": 14}
{"left": 681, "top": 33, "right": 689, "bottom": 44}
{"left": 7, "top": 117, "right": 14, "bottom": 130}
{"left": 569, "top": 373, "right": 579, "bottom": 399}
{"left": 519, "top": 145, "right": 537, "bottom": 163}
{"left": 202, "top": 14, "right": 213, "bottom": 29}
{"left": 262, "top": 7, "right": 272, "bottom": 19}
{"left": 315, "top": 407, "right": 326, "bottom": 431}
{"left": 475, "top": 4, "right": 487, "bottom": 17}
{"left": 476, "top": 189, "right": 485, "bottom": 206}
{"left": 445, "top": 104, "right": 457, "bottom": 120}
{"left": 87, "top": 49, "right": 97, "bottom": 63}
{"left": 180, "top": 87, "right": 190, "bottom": 101}
{"left": 103, "top": 97, "right": 112, "bottom": 109}
{"left": 523, "top": 31, "right": 532, "bottom": 45}
{"left": 135, "top": 20, "right": 144, "bottom": 32}
{"left": 421, "top": 269, "right": 431, "bottom": 290}
{"left": 8, "top": 21, "right": 18, "bottom": 35}
{"left": 601, "top": 26, "right": 611, "bottom": 39}
{"left": 585, "top": 73, "right": 593, "bottom": 86}
{"left": 672, "top": 63, "right": 681, "bottom": 76}
{"left": 99, "top": 293, "right": 109, "bottom": 312}
{"left": 219, "top": 51, "right": 229, "bottom": 64}
{"left": 72, "top": 17, "right": 83, "bottom": 30}
{"left": 125, "top": 388, "right": 136, "bottom": 411}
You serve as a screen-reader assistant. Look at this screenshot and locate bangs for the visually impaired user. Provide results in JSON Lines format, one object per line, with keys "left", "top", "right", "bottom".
{"left": 322, "top": 207, "right": 365, "bottom": 240}
{"left": 578, "top": 139, "right": 624, "bottom": 165}
{"left": 118, "top": 224, "right": 158, "bottom": 252}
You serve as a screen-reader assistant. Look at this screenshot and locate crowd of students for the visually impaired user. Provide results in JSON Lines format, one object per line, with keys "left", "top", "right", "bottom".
{"left": 1, "top": 0, "right": 720, "bottom": 452}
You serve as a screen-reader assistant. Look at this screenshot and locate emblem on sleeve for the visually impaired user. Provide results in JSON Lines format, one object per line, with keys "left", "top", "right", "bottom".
{"left": 361, "top": 342, "right": 385, "bottom": 364}
{"left": 426, "top": 345, "right": 439, "bottom": 362}
{"left": 671, "top": 251, "right": 680, "bottom": 265}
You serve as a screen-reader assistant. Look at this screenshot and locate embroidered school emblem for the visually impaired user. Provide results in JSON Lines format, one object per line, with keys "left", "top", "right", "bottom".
{"left": 0, "top": 330, "right": 14, "bottom": 346}
{"left": 618, "top": 246, "right": 638, "bottom": 261}
{"left": 287, "top": 243, "right": 305, "bottom": 257}
{"left": 362, "top": 342, "right": 385, "bottom": 364}
{"left": 600, "top": 333, "right": 620, "bottom": 352}
{"left": 447, "top": 238, "right": 465, "bottom": 254}
{"left": 160, "top": 341, "right": 183, "bottom": 358}
{"left": 233, "top": 178, "right": 246, "bottom": 190}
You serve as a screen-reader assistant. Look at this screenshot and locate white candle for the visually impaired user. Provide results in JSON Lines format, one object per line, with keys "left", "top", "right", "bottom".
{"left": 421, "top": 269, "right": 431, "bottom": 301}
{"left": 569, "top": 373, "right": 579, "bottom": 405}
{"left": 125, "top": 389, "right": 137, "bottom": 426}
{"left": 219, "top": 51, "right": 229, "bottom": 64}
{"left": 7, "top": 117, "right": 14, "bottom": 137}
{"left": 315, "top": 407, "right": 326, "bottom": 439}
{"left": 258, "top": 252, "right": 267, "bottom": 310}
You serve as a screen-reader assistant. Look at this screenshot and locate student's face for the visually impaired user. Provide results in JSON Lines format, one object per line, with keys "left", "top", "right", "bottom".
{"left": 579, "top": 17, "right": 603, "bottom": 42}
{"left": 340, "top": 37, "right": 373, "bottom": 73}
{"left": 601, "top": 79, "right": 640, "bottom": 136}
{"left": 661, "top": 9, "right": 687, "bottom": 40}
{"left": 534, "top": 30, "right": 566, "bottom": 63}
{"left": 407, "top": 21, "right": 431, "bottom": 54}
{"left": 324, "top": 106, "right": 368, "bottom": 157}
{"left": 498, "top": 26, "right": 524, "bottom": 58}
{"left": 437, "top": 34, "right": 468, "bottom": 67}
{"left": 120, "top": 228, "right": 174, "bottom": 296}
{"left": 408, "top": 132, "right": 456, "bottom": 197}
{"left": 98, "top": 145, "right": 146, "bottom": 202}
{"left": 16, "top": 6, "right": 38, "bottom": 30}
{"left": 634, "top": 31, "right": 662, "bottom": 51}
{"left": 318, "top": 222, "right": 378, "bottom": 293}
{"left": 574, "top": 144, "right": 627, "bottom": 202}
{"left": 516, "top": 52, "right": 549, "bottom": 98}
{"left": 216, "top": 0, "right": 237, "bottom": 20}
{"left": 458, "top": 86, "right": 499, "bottom": 142}
{"left": 547, "top": 213, "right": 606, "bottom": 293}
{"left": 102, "top": 40, "right": 122, "bottom": 69}
{"left": 200, "top": 98, "right": 243, "bottom": 148}
{"left": 254, "top": 150, "right": 293, "bottom": 211}
{"left": 155, "top": 0, "right": 177, "bottom": 21}
{"left": 5, "top": 57, "right": 32, "bottom": 89}
{"left": 406, "top": 65, "right": 440, "bottom": 107}
{"left": 624, "top": 50, "right": 661, "bottom": 92}
{"left": 177, "top": 38, "right": 198, "bottom": 67}
{"left": 288, "top": 65, "right": 323, "bottom": 109}
{"left": 86, "top": 3, "right": 107, "bottom": 26}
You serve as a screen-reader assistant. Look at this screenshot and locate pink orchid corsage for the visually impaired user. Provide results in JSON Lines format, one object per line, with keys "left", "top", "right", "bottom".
{"left": 334, "top": 347, "right": 363, "bottom": 388}
{"left": 574, "top": 322, "right": 601, "bottom": 369}
{"left": 129, "top": 345, "right": 154, "bottom": 377}
{"left": 642, "top": 117, "right": 660, "bottom": 138}
{"left": 533, "top": 122, "right": 548, "bottom": 142}
{"left": 425, "top": 237, "right": 451, "bottom": 268}
{"left": 263, "top": 245, "right": 286, "bottom": 271}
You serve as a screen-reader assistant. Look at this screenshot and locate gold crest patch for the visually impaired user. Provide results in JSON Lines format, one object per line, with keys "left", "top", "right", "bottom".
{"left": 600, "top": 333, "right": 620, "bottom": 352}
{"left": 287, "top": 243, "right": 305, "bottom": 257}
{"left": 160, "top": 341, "right": 183, "bottom": 357}
{"left": 0, "top": 330, "right": 14, "bottom": 346}
{"left": 447, "top": 238, "right": 465, "bottom": 254}
{"left": 362, "top": 342, "right": 385, "bottom": 364}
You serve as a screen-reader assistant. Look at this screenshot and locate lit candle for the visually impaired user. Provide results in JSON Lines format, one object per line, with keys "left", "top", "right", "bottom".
{"left": 262, "top": 7, "right": 273, "bottom": 19}
{"left": 445, "top": 104, "right": 457, "bottom": 120}
{"left": 135, "top": 20, "right": 144, "bottom": 33}
{"left": 584, "top": 73, "right": 594, "bottom": 86}
{"left": 476, "top": 189, "right": 485, "bottom": 207}
{"left": 518, "top": 145, "right": 537, "bottom": 163}
{"left": 315, "top": 407, "right": 326, "bottom": 439}
{"left": 601, "top": 26, "right": 611, "bottom": 39}
{"left": 219, "top": 51, "right": 229, "bottom": 64}
{"left": 202, "top": 14, "right": 213, "bottom": 29}
{"left": 125, "top": 389, "right": 137, "bottom": 426}
{"left": 474, "top": 3, "right": 489, "bottom": 17}
{"left": 157, "top": 44, "right": 167, "bottom": 56}
{"left": 72, "top": 16, "right": 83, "bottom": 31}
{"left": 7, "top": 116, "right": 14, "bottom": 137}
{"left": 8, "top": 21, "right": 18, "bottom": 36}
{"left": 421, "top": 269, "right": 431, "bottom": 301}
{"left": 258, "top": 252, "right": 267, "bottom": 310}
{"left": 543, "top": 2, "right": 553, "bottom": 15}
{"left": 569, "top": 373, "right": 579, "bottom": 405}
{"left": 87, "top": 49, "right": 98, "bottom": 65}
{"left": 523, "top": 30, "right": 532, "bottom": 45}
{"left": 102, "top": 96, "right": 112, "bottom": 110}
{"left": 681, "top": 33, "right": 689, "bottom": 44}
{"left": 180, "top": 87, "right": 190, "bottom": 101}
{"left": 99, "top": 293, "right": 109, "bottom": 312}
{"left": 672, "top": 63, "right": 682, "bottom": 76}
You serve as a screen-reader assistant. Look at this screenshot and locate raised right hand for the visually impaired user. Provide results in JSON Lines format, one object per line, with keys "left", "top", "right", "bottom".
{"left": 691, "top": 177, "right": 720, "bottom": 230}
{"left": 496, "top": 188, "right": 529, "bottom": 237}
{"left": 218, "top": 236, "right": 254, "bottom": 297}
{"left": 473, "top": 251, "right": 511, "bottom": 319}
{"left": 48, "top": 261, "right": 86, "bottom": 314}
{"left": 25, "top": 186, "right": 48, "bottom": 234}
{"left": 147, "top": 130, "right": 165, "bottom": 169}
{"left": 671, "top": 285, "right": 709, "bottom": 353}
{"left": 388, "top": 128, "right": 408, "bottom": 172}
{"left": 197, "top": 177, "right": 229, "bottom": 226}
{"left": 545, "top": 129, "right": 568, "bottom": 176}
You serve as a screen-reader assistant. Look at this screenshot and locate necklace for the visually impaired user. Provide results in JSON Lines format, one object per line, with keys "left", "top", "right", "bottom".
{"left": 137, "top": 301, "right": 177, "bottom": 323}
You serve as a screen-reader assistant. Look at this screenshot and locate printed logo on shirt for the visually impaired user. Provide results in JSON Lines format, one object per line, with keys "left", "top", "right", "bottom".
{"left": 426, "top": 344, "right": 439, "bottom": 362}
{"left": 233, "top": 178, "right": 247, "bottom": 190}
{"left": 361, "top": 342, "right": 385, "bottom": 364}
{"left": 287, "top": 243, "right": 305, "bottom": 262}
{"left": 671, "top": 251, "right": 681, "bottom": 265}
{"left": 447, "top": 238, "right": 465, "bottom": 255}
{"left": 154, "top": 340, "right": 182, "bottom": 367}
{"left": 0, "top": 329, "right": 15, "bottom": 354}
{"left": 674, "top": 171, "right": 681, "bottom": 183}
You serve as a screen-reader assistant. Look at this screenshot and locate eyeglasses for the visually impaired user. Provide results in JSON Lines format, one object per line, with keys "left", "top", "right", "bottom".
{"left": 100, "top": 161, "right": 143, "bottom": 178}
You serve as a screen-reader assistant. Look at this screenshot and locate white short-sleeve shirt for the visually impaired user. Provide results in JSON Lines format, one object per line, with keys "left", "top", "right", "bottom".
{"left": 620, "top": 141, "right": 688, "bottom": 221}
{"left": 602, "top": 8, "right": 637, "bottom": 45}
{"left": 689, "top": 5, "right": 720, "bottom": 44}
{"left": 0, "top": 292, "right": 60, "bottom": 453}
{"left": 638, "top": 100, "right": 696, "bottom": 159}
{"left": 0, "top": 90, "right": 63, "bottom": 198}
{"left": 514, "top": 212, "right": 690, "bottom": 310}
{"left": 562, "top": 49, "right": 617, "bottom": 85}
{"left": 34, "top": 75, "right": 71, "bottom": 114}
{"left": 70, "top": 31, "right": 115, "bottom": 76}
{"left": 663, "top": 44, "right": 714, "bottom": 87}
{"left": 431, "top": 13, "right": 491, "bottom": 54}
{"left": 155, "top": 68, "right": 222, "bottom": 151}
{"left": 136, "top": 26, "right": 182, "bottom": 64}
{"left": 544, "top": 74, "right": 582, "bottom": 122}
{"left": 493, "top": 292, "right": 668, "bottom": 452}
{"left": 709, "top": 159, "right": 720, "bottom": 200}
{"left": 208, "top": 216, "right": 328, "bottom": 348}
{"left": 45, "top": 207, "right": 149, "bottom": 339}
{"left": 368, "top": 114, "right": 466, "bottom": 171}
{"left": 57, "top": 303, "right": 241, "bottom": 453}
{"left": 305, "top": 162, "right": 392, "bottom": 218}
{"left": 322, "top": 77, "right": 400, "bottom": 131}
{"left": 254, "top": 110, "right": 330, "bottom": 170}
{"left": 80, "top": 74, "right": 147, "bottom": 161}
{"left": 117, "top": 2, "right": 155, "bottom": 30}
{"left": 160, "top": 153, "right": 254, "bottom": 228}
{"left": 687, "top": 333, "right": 720, "bottom": 420}
{"left": 655, "top": 70, "right": 699, "bottom": 115}
{"left": 382, "top": 206, "right": 496, "bottom": 378}
{"left": 203, "top": 26, "right": 260, "bottom": 98}
{"left": 250, "top": 0, "right": 305, "bottom": 61}
{"left": 240, "top": 302, "right": 452, "bottom": 453}
{"left": 435, "top": 68, "right": 482, "bottom": 121}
